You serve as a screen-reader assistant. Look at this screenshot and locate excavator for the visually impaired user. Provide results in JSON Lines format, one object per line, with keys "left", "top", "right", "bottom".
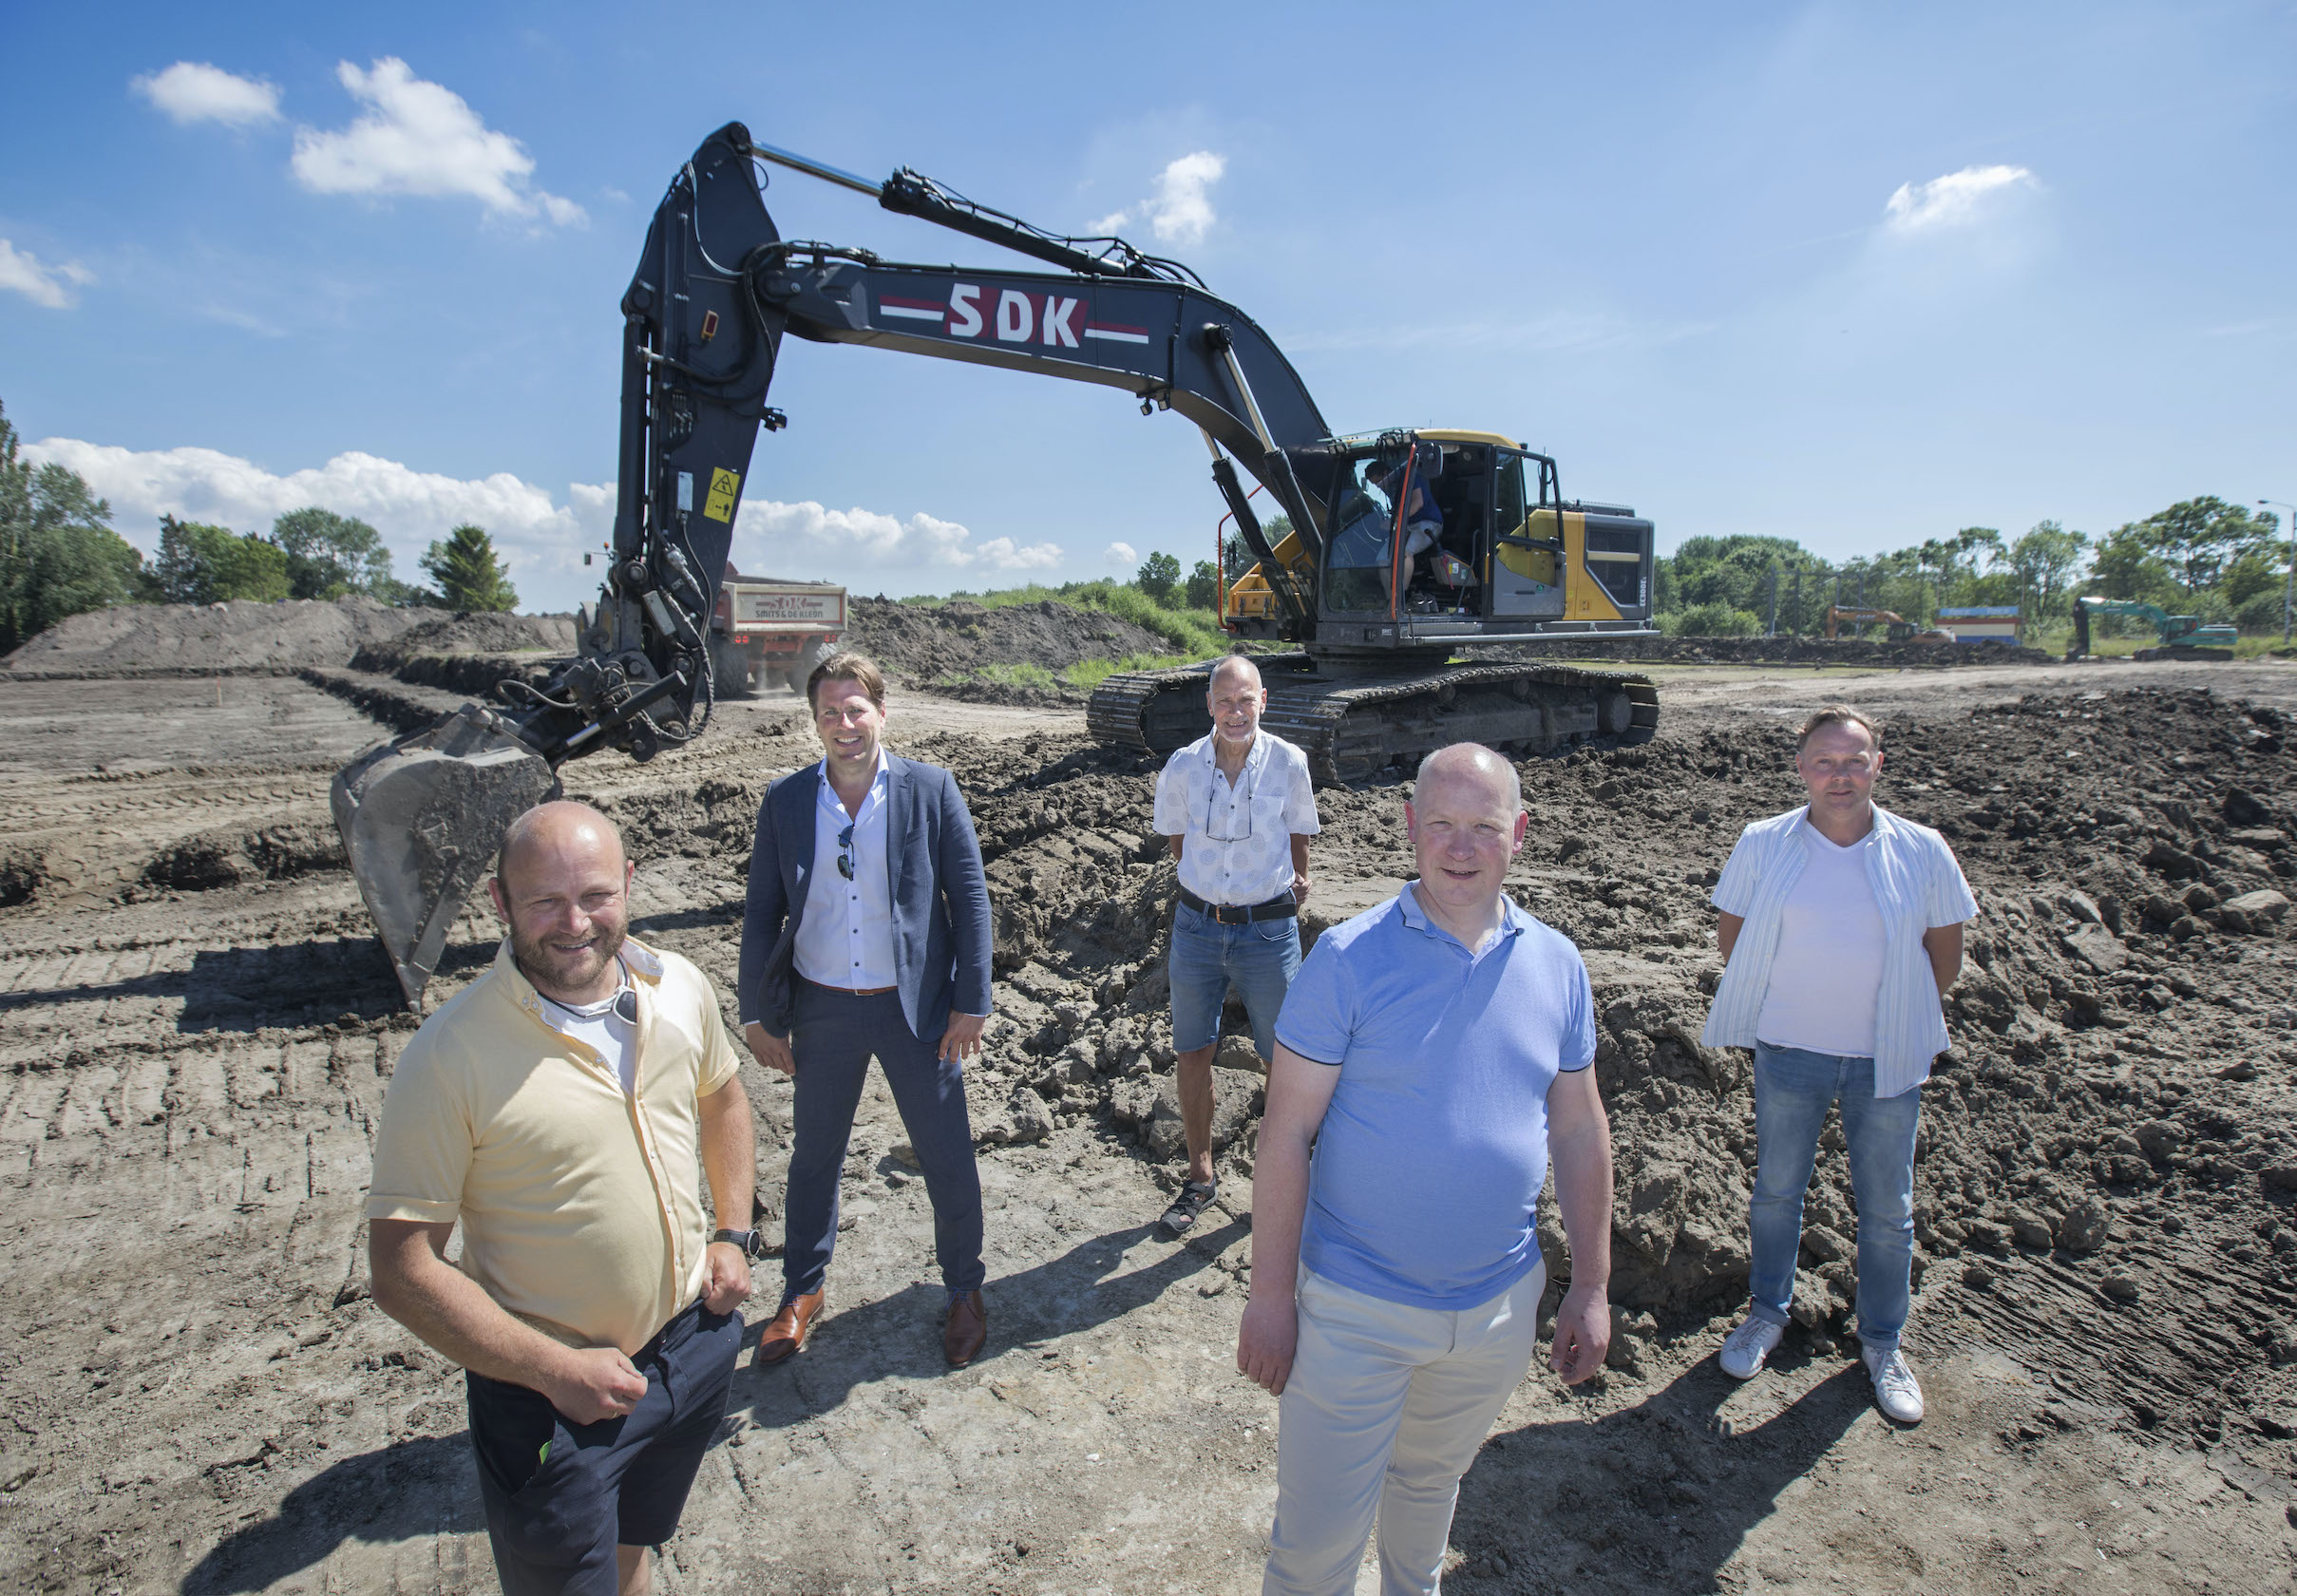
{"left": 2065, "top": 598, "right": 2236, "bottom": 661}
{"left": 331, "top": 124, "right": 1661, "bottom": 1008}
{"left": 1821, "top": 606, "right": 1950, "bottom": 643}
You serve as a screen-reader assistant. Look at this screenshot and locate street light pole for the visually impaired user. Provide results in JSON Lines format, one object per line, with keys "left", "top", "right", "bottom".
{"left": 2263, "top": 500, "right": 2296, "bottom": 646}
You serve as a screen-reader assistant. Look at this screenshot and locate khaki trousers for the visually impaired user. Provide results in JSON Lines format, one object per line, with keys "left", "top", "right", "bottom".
{"left": 1263, "top": 1263, "right": 1547, "bottom": 1596}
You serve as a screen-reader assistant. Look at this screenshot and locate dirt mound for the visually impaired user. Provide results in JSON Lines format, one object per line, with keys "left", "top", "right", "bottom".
{"left": 2, "top": 595, "right": 457, "bottom": 676}
{"left": 353, "top": 611, "right": 576, "bottom": 661}
{"left": 739, "top": 686, "right": 2292, "bottom": 1445}
{"left": 842, "top": 597, "right": 1177, "bottom": 678}
{"left": 1490, "top": 634, "right": 2053, "bottom": 667}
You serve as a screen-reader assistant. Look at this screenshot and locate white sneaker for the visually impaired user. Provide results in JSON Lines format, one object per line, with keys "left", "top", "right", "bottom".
{"left": 1863, "top": 1344, "right": 1925, "bottom": 1423}
{"left": 1718, "top": 1316, "right": 1784, "bottom": 1379}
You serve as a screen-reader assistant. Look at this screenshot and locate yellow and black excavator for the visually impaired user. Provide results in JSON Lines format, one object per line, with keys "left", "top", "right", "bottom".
{"left": 332, "top": 124, "right": 1662, "bottom": 1006}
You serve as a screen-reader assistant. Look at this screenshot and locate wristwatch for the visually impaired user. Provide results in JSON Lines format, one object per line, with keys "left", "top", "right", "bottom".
{"left": 711, "top": 1227, "right": 766, "bottom": 1261}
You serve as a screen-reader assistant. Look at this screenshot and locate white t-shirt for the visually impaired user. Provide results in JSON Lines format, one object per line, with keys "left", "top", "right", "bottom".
{"left": 1755, "top": 821, "right": 1886, "bottom": 1058}
{"left": 542, "top": 981, "right": 638, "bottom": 1095}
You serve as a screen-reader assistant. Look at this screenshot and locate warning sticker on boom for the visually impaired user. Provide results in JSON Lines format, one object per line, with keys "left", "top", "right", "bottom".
{"left": 703, "top": 467, "right": 741, "bottom": 522}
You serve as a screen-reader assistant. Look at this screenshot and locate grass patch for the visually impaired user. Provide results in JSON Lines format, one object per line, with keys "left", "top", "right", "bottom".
{"left": 904, "top": 580, "right": 1228, "bottom": 659}
{"left": 1062, "top": 652, "right": 1194, "bottom": 691}
{"left": 959, "top": 661, "right": 1060, "bottom": 691}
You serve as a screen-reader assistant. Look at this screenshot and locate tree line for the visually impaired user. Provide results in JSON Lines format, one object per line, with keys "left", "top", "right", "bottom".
{"left": 0, "top": 401, "right": 521, "bottom": 654}
{"left": 1658, "top": 498, "right": 2287, "bottom": 639}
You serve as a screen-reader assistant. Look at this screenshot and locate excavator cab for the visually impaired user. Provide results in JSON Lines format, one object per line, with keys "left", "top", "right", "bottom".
{"left": 1286, "top": 429, "right": 1649, "bottom": 636}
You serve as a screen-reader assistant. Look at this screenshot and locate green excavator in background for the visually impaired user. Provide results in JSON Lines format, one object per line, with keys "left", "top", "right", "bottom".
{"left": 2065, "top": 598, "right": 2237, "bottom": 662}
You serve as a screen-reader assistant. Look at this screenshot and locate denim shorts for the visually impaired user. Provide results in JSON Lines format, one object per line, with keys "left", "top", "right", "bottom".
{"left": 1168, "top": 899, "right": 1301, "bottom": 1057}
{"left": 466, "top": 1301, "right": 741, "bottom": 1595}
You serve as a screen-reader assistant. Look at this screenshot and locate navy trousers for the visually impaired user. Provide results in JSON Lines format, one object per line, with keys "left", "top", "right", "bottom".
{"left": 466, "top": 1301, "right": 741, "bottom": 1596}
{"left": 783, "top": 980, "right": 985, "bottom": 1300}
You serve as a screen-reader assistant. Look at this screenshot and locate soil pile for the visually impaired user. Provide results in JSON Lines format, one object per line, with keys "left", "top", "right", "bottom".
{"left": 603, "top": 684, "right": 2297, "bottom": 1446}
{"left": 348, "top": 611, "right": 575, "bottom": 666}
{"left": 843, "top": 597, "right": 1174, "bottom": 679}
{"left": 1, "top": 596, "right": 455, "bottom": 676}
{"left": 1490, "top": 634, "right": 2053, "bottom": 667}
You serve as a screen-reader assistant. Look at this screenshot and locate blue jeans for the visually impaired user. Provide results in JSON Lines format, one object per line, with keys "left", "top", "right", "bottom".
{"left": 783, "top": 981, "right": 984, "bottom": 1301}
{"left": 1747, "top": 1042, "right": 1923, "bottom": 1352}
{"left": 1167, "top": 900, "right": 1302, "bottom": 1057}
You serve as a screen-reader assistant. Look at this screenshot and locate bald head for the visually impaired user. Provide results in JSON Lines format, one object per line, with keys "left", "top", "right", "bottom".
{"left": 497, "top": 801, "right": 626, "bottom": 888}
{"left": 1206, "top": 654, "right": 1268, "bottom": 750}
{"left": 489, "top": 802, "right": 634, "bottom": 1004}
{"left": 1413, "top": 743, "right": 1522, "bottom": 815}
{"left": 1207, "top": 655, "right": 1263, "bottom": 694}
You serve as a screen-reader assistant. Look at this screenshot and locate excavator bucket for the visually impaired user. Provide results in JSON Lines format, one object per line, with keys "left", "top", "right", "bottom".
{"left": 331, "top": 705, "right": 558, "bottom": 1012}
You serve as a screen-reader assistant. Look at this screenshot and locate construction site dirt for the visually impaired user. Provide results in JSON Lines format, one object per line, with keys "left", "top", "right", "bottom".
{"left": 3, "top": 644, "right": 2295, "bottom": 1595}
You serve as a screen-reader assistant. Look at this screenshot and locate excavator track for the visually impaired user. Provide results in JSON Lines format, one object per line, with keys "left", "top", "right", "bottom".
{"left": 1088, "top": 654, "right": 1659, "bottom": 785}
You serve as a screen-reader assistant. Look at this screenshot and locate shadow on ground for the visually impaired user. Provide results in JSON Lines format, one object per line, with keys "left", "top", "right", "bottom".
{"left": 734, "top": 1215, "right": 1249, "bottom": 1428}
{"left": 1447, "top": 1355, "right": 1872, "bottom": 1592}
{"left": 0, "top": 938, "right": 493, "bottom": 1033}
{"left": 180, "top": 1432, "right": 481, "bottom": 1594}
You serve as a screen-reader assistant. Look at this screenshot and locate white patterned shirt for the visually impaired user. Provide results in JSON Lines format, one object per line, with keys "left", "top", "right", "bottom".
{"left": 1153, "top": 730, "right": 1320, "bottom": 906}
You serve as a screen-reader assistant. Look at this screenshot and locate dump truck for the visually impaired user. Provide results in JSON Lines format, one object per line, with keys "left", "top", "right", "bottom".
{"left": 708, "top": 569, "right": 845, "bottom": 695}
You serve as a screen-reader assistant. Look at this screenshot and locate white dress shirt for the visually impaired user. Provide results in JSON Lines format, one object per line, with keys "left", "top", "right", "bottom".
{"left": 1153, "top": 730, "right": 1320, "bottom": 906}
{"left": 794, "top": 752, "right": 897, "bottom": 990}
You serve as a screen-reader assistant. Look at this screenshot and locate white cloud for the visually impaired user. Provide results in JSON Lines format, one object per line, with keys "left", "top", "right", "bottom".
{"left": 291, "top": 58, "right": 584, "bottom": 225}
{"left": 18, "top": 436, "right": 1058, "bottom": 611}
{"left": 736, "top": 499, "right": 1060, "bottom": 572}
{"left": 1104, "top": 542, "right": 1139, "bottom": 566}
{"left": 0, "top": 239, "right": 94, "bottom": 309}
{"left": 1147, "top": 152, "right": 1224, "bottom": 245}
{"left": 132, "top": 62, "right": 282, "bottom": 127}
{"left": 1083, "top": 151, "right": 1225, "bottom": 246}
{"left": 1883, "top": 164, "right": 2037, "bottom": 233}
{"left": 21, "top": 437, "right": 599, "bottom": 594}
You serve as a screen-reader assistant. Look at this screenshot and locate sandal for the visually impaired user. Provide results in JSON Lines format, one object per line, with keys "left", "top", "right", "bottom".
{"left": 1157, "top": 1180, "right": 1218, "bottom": 1238}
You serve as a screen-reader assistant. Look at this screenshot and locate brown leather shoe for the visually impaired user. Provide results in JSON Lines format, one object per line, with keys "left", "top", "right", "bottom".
{"left": 942, "top": 1289, "right": 987, "bottom": 1367}
{"left": 754, "top": 1289, "right": 824, "bottom": 1366}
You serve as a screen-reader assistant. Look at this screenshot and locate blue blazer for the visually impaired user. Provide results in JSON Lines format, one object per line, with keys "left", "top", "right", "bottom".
{"left": 737, "top": 753, "right": 994, "bottom": 1042}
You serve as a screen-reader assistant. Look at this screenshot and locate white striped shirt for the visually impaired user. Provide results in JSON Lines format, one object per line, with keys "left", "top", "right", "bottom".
{"left": 1700, "top": 803, "right": 1977, "bottom": 1097}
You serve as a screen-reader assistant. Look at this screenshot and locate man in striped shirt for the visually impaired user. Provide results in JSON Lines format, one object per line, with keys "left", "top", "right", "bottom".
{"left": 1701, "top": 705, "right": 1976, "bottom": 1424}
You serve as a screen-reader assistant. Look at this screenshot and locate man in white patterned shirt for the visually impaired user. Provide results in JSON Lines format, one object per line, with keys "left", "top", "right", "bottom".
{"left": 1150, "top": 656, "right": 1320, "bottom": 1238}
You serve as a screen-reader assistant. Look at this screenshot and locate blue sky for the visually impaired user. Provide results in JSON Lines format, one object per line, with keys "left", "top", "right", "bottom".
{"left": 3, "top": 1, "right": 2291, "bottom": 612}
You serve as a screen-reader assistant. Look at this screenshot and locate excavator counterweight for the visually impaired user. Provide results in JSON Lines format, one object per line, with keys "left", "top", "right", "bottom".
{"left": 331, "top": 124, "right": 1663, "bottom": 1008}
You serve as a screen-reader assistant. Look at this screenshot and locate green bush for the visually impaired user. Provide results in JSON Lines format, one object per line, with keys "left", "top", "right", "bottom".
{"left": 151, "top": 515, "right": 291, "bottom": 603}
{"left": 2235, "top": 590, "right": 2291, "bottom": 636}
{"left": 1661, "top": 602, "right": 1762, "bottom": 637}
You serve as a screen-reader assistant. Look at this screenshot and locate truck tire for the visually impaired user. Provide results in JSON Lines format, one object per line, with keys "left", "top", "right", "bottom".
{"left": 793, "top": 636, "right": 837, "bottom": 688}
{"left": 708, "top": 635, "right": 754, "bottom": 698}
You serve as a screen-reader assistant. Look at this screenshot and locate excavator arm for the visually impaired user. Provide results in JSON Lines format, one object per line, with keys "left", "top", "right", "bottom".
{"left": 333, "top": 122, "right": 1345, "bottom": 1007}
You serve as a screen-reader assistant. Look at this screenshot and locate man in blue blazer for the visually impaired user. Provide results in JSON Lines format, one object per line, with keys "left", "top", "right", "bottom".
{"left": 737, "top": 651, "right": 997, "bottom": 1368}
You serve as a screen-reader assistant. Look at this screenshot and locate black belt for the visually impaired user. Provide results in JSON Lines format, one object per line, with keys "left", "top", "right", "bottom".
{"left": 1178, "top": 887, "right": 1297, "bottom": 923}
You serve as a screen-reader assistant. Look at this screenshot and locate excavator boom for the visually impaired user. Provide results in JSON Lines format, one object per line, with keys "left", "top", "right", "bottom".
{"left": 332, "top": 123, "right": 1659, "bottom": 1009}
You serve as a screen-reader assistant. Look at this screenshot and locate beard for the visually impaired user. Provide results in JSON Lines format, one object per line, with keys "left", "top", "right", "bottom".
{"left": 507, "top": 910, "right": 628, "bottom": 1002}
